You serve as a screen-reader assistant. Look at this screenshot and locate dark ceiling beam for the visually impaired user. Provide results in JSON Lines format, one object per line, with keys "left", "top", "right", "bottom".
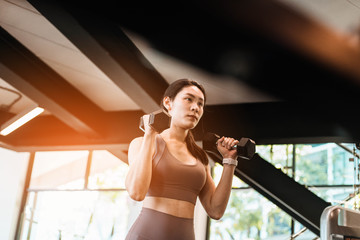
{"left": 210, "top": 0, "right": 360, "bottom": 84}
{"left": 100, "top": 0, "right": 360, "bottom": 104}
{"left": 202, "top": 0, "right": 360, "bottom": 103}
{"left": 0, "top": 27, "right": 105, "bottom": 138}
{"left": 0, "top": 109, "right": 144, "bottom": 147}
{"left": 0, "top": 135, "right": 129, "bottom": 164}
{"left": 0, "top": 140, "right": 128, "bottom": 155}
{"left": 200, "top": 102, "right": 360, "bottom": 145}
{"left": 29, "top": 0, "right": 169, "bottom": 113}
{"left": 108, "top": 149, "right": 129, "bottom": 165}
{"left": 2, "top": 101, "right": 358, "bottom": 149}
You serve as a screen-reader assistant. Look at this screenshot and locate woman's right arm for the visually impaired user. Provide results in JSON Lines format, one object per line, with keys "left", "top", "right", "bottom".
{"left": 125, "top": 115, "right": 157, "bottom": 201}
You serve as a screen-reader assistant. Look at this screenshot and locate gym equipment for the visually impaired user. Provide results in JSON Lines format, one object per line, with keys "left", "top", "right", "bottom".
{"left": 202, "top": 132, "right": 256, "bottom": 160}
{"left": 320, "top": 205, "right": 360, "bottom": 240}
{"left": 139, "top": 110, "right": 171, "bottom": 133}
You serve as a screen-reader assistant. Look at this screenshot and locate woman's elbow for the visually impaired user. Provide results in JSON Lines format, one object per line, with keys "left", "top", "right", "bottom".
{"left": 208, "top": 210, "right": 224, "bottom": 220}
{"left": 125, "top": 181, "right": 146, "bottom": 201}
{"left": 129, "top": 193, "right": 146, "bottom": 202}
{"left": 126, "top": 187, "right": 146, "bottom": 202}
{"left": 210, "top": 214, "right": 223, "bottom": 221}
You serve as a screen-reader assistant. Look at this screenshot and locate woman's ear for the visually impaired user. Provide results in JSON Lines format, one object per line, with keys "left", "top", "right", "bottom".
{"left": 163, "top": 96, "right": 172, "bottom": 112}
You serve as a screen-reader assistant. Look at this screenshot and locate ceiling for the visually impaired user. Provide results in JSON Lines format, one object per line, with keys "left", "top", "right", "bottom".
{"left": 1, "top": 0, "right": 360, "bottom": 161}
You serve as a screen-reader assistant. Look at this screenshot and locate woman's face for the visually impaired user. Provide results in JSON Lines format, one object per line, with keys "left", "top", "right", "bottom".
{"left": 166, "top": 85, "right": 205, "bottom": 130}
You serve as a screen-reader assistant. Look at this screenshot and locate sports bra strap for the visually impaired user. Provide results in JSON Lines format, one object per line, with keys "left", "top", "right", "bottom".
{"left": 153, "top": 135, "right": 166, "bottom": 168}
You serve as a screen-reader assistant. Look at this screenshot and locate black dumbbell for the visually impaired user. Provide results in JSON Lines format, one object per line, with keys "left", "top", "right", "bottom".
{"left": 139, "top": 109, "right": 171, "bottom": 133}
{"left": 235, "top": 137, "right": 256, "bottom": 160}
{"left": 202, "top": 132, "right": 256, "bottom": 160}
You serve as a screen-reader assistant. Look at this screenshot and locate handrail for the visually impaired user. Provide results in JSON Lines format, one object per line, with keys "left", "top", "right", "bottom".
{"left": 287, "top": 227, "right": 320, "bottom": 240}
{"left": 288, "top": 227, "right": 307, "bottom": 239}
{"left": 335, "top": 143, "right": 360, "bottom": 159}
{"left": 320, "top": 205, "right": 360, "bottom": 240}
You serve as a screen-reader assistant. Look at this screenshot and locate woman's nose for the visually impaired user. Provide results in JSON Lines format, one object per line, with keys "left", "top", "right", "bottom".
{"left": 191, "top": 103, "right": 199, "bottom": 112}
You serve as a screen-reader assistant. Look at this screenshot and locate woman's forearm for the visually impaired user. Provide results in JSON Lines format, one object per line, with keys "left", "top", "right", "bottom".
{"left": 210, "top": 164, "right": 236, "bottom": 218}
{"left": 125, "top": 133, "right": 156, "bottom": 201}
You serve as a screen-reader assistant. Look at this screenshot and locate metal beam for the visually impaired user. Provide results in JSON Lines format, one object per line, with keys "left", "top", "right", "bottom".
{"left": 102, "top": 0, "right": 360, "bottom": 103}
{"left": 2, "top": 100, "right": 360, "bottom": 148}
{"left": 15, "top": 151, "right": 35, "bottom": 240}
{"left": 201, "top": 102, "right": 360, "bottom": 145}
{"left": 108, "top": 149, "right": 129, "bottom": 165}
{"left": 29, "top": 0, "right": 169, "bottom": 113}
{"left": 213, "top": 0, "right": 360, "bottom": 84}
{"left": 0, "top": 141, "right": 128, "bottom": 153}
{"left": 0, "top": 109, "right": 144, "bottom": 147}
{"left": 0, "top": 27, "right": 105, "bottom": 138}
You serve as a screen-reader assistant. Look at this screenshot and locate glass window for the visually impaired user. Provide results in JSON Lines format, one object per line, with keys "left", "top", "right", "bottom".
{"left": 20, "top": 191, "right": 131, "bottom": 240}
{"left": 209, "top": 143, "right": 358, "bottom": 239}
{"left": 30, "top": 151, "right": 89, "bottom": 189}
{"left": 212, "top": 162, "right": 248, "bottom": 188}
{"left": 332, "top": 144, "right": 355, "bottom": 185}
{"left": 296, "top": 143, "right": 354, "bottom": 185}
{"left": 209, "top": 189, "right": 291, "bottom": 240}
{"left": 309, "top": 186, "right": 354, "bottom": 206}
{"left": 20, "top": 149, "right": 136, "bottom": 240}
{"left": 257, "top": 144, "right": 294, "bottom": 177}
{"left": 88, "top": 150, "right": 129, "bottom": 189}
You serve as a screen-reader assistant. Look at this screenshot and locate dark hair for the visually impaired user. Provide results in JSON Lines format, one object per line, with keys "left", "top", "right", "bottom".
{"left": 161, "top": 79, "right": 208, "bottom": 165}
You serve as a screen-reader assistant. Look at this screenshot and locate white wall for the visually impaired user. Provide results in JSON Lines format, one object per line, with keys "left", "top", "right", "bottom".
{"left": 0, "top": 148, "right": 29, "bottom": 240}
{"left": 194, "top": 198, "right": 209, "bottom": 240}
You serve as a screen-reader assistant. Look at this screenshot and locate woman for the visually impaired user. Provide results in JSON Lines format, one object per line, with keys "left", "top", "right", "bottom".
{"left": 125, "top": 79, "right": 239, "bottom": 240}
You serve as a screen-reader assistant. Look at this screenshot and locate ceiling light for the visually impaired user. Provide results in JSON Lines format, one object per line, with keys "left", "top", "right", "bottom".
{"left": 0, "top": 106, "right": 44, "bottom": 136}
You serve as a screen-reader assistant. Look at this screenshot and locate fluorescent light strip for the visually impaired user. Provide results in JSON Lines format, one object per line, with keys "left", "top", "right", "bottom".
{"left": 0, "top": 107, "right": 44, "bottom": 136}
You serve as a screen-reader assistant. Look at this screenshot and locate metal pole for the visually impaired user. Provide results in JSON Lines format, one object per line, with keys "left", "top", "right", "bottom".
{"left": 15, "top": 152, "right": 35, "bottom": 240}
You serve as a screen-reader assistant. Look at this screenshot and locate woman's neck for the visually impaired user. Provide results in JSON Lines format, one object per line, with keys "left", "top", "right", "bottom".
{"left": 163, "top": 127, "right": 188, "bottom": 142}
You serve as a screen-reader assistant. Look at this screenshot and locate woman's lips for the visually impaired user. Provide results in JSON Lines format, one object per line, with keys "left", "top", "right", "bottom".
{"left": 187, "top": 115, "right": 198, "bottom": 121}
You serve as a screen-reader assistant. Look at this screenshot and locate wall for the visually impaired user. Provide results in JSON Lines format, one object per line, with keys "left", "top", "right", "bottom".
{"left": 0, "top": 148, "right": 29, "bottom": 240}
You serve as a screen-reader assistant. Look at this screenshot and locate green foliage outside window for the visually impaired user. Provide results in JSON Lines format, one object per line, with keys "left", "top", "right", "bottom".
{"left": 210, "top": 143, "right": 356, "bottom": 240}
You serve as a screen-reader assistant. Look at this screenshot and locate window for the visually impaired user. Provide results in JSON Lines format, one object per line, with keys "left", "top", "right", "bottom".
{"left": 18, "top": 150, "right": 139, "bottom": 240}
{"left": 30, "top": 151, "right": 88, "bottom": 189}
{"left": 209, "top": 143, "right": 358, "bottom": 240}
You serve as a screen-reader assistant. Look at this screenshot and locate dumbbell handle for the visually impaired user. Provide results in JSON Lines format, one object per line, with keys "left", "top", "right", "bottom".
{"left": 204, "top": 132, "right": 256, "bottom": 160}
{"left": 214, "top": 134, "right": 239, "bottom": 152}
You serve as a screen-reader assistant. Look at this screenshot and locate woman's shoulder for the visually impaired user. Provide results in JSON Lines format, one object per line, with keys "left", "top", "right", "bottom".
{"left": 130, "top": 136, "right": 144, "bottom": 144}
{"left": 128, "top": 136, "right": 143, "bottom": 151}
{"left": 129, "top": 134, "right": 161, "bottom": 148}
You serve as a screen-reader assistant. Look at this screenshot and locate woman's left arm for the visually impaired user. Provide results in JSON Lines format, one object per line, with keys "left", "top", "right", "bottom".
{"left": 198, "top": 136, "right": 238, "bottom": 220}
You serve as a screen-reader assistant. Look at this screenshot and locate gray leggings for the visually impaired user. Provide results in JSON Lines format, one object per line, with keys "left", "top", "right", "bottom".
{"left": 125, "top": 207, "right": 195, "bottom": 240}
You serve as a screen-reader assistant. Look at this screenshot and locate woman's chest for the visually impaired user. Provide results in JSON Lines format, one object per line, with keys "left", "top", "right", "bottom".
{"left": 166, "top": 144, "right": 197, "bottom": 165}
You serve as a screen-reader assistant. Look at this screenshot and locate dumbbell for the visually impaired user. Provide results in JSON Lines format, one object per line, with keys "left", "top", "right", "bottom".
{"left": 202, "top": 132, "right": 256, "bottom": 160}
{"left": 139, "top": 109, "right": 171, "bottom": 133}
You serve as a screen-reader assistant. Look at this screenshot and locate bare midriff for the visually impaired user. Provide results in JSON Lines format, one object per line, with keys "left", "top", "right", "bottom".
{"left": 143, "top": 196, "right": 195, "bottom": 219}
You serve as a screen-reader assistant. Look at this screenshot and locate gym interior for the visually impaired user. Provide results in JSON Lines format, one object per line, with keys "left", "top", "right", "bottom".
{"left": 1, "top": 0, "right": 360, "bottom": 239}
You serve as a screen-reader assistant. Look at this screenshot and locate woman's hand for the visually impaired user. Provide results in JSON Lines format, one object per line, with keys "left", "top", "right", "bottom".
{"left": 141, "top": 114, "right": 157, "bottom": 135}
{"left": 216, "top": 136, "right": 239, "bottom": 159}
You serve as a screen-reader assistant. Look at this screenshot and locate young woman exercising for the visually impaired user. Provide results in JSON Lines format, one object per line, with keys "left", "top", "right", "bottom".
{"left": 125, "top": 79, "right": 239, "bottom": 239}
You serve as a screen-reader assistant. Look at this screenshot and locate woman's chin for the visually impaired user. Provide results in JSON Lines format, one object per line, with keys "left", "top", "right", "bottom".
{"left": 177, "top": 119, "right": 199, "bottom": 130}
{"left": 187, "top": 122, "right": 198, "bottom": 130}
